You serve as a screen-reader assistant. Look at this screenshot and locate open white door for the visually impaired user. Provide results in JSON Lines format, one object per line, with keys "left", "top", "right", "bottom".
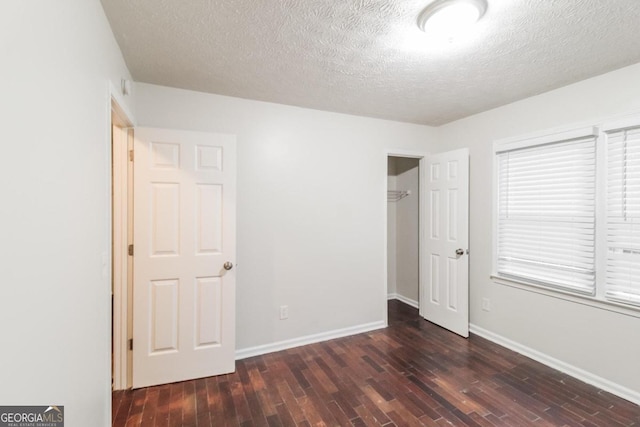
{"left": 132, "top": 127, "right": 236, "bottom": 388}
{"left": 420, "top": 148, "right": 469, "bottom": 337}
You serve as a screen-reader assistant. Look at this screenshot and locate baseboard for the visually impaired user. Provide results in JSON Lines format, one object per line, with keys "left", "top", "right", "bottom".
{"left": 387, "top": 293, "right": 419, "bottom": 309}
{"left": 235, "top": 320, "right": 387, "bottom": 360}
{"left": 469, "top": 324, "right": 640, "bottom": 406}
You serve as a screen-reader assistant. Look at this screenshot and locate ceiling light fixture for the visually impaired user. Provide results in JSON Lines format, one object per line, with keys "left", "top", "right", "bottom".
{"left": 417, "top": 0, "right": 487, "bottom": 40}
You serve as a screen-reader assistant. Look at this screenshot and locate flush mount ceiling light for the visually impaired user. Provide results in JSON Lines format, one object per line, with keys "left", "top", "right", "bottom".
{"left": 417, "top": 0, "right": 487, "bottom": 40}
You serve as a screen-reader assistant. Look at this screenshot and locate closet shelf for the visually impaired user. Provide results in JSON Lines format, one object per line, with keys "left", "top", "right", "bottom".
{"left": 387, "top": 190, "right": 411, "bottom": 202}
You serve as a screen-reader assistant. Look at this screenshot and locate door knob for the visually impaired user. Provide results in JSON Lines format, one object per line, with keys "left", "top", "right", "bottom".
{"left": 223, "top": 261, "right": 233, "bottom": 270}
{"left": 455, "top": 248, "right": 464, "bottom": 256}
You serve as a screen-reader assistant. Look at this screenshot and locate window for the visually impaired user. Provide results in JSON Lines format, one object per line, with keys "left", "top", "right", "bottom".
{"left": 494, "top": 119, "right": 640, "bottom": 309}
{"left": 605, "top": 124, "right": 640, "bottom": 306}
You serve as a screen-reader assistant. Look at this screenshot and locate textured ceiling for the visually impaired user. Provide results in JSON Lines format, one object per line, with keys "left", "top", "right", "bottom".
{"left": 101, "top": 0, "right": 640, "bottom": 126}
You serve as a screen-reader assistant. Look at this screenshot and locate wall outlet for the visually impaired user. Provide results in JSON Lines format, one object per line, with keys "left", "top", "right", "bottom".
{"left": 279, "top": 305, "right": 289, "bottom": 320}
{"left": 481, "top": 298, "right": 491, "bottom": 312}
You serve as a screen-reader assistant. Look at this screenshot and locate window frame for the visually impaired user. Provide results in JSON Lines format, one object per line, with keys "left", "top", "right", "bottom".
{"left": 491, "top": 115, "right": 640, "bottom": 316}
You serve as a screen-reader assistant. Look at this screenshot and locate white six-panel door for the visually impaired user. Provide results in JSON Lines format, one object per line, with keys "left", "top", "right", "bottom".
{"left": 132, "top": 127, "right": 236, "bottom": 388}
{"left": 420, "top": 148, "right": 469, "bottom": 337}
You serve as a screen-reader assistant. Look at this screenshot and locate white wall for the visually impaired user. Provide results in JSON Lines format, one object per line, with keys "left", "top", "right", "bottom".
{"left": 436, "top": 62, "right": 640, "bottom": 399}
{"left": 0, "top": 1, "right": 133, "bottom": 426}
{"left": 134, "top": 83, "right": 437, "bottom": 351}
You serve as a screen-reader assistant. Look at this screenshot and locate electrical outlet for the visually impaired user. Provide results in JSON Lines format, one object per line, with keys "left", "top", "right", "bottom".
{"left": 279, "top": 305, "right": 289, "bottom": 320}
{"left": 481, "top": 298, "right": 491, "bottom": 312}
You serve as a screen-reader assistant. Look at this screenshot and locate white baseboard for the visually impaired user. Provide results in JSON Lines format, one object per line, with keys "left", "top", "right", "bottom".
{"left": 387, "top": 293, "right": 419, "bottom": 309}
{"left": 235, "top": 320, "right": 387, "bottom": 360}
{"left": 470, "top": 324, "right": 640, "bottom": 406}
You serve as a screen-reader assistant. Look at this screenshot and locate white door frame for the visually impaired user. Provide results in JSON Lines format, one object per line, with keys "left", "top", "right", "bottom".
{"left": 110, "top": 86, "right": 135, "bottom": 391}
{"left": 383, "top": 149, "right": 429, "bottom": 326}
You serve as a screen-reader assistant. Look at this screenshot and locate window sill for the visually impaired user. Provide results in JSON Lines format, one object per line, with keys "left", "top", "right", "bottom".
{"left": 490, "top": 275, "right": 640, "bottom": 319}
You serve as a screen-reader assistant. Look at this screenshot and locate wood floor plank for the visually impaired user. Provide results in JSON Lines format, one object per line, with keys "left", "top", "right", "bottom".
{"left": 358, "top": 392, "right": 392, "bottom": 425}
{"left": 167, "top": 381, "right": 184, "bottom": 427}
{"left": 325, "top": 399, "right": 354, "bottom": 426}
{"left": 139, "top": 386, "right": 159, "bottom": 427}
{"left": 113, "top": 301, "right": 640, "bottom": 426}
{"left": 404, "top": 391, "right": 441, "bottom": 421}
{"left": 153, "top": 384, "right": 171, "bottom": 427}
{"left": 331, "top": 390, "right": 360, "bottom": 420}
{"left": 462, "top": 387, "right": 507, "bottom": 418}
{"left": 123, "top": 388, "right": 147, "bottom": 427}
{"left": 265, "top": 414, "right": 282, "bottom": 427}
{"left": 113, "top": 391, "right": 124, "bottom": 421}
{"left": 274, "top": 402, "right": 297, "bottom": 427}
{"left": 219, "top": 380, "right": 241, "bottom": 425}
{"left": 204, "top": 378, "right": 225, "bottom": 427}
{"left": 295, "top": 393, "right": 327, "bottom": 426}
{"left": 237, "top": 361, "right": 268, "bottom": 426}
{"left": 181, "top": 381, "right": 196, "bottom": 427}
{"left": 274, "top": 380, "right": 307, "bottom": 425}
{"left": 113, "top": 389, "right": 134, "bottom": 426}
{"left": 194, "top": 378, "right": 211, "bottom": 427}
{"left": 467, "top": 411, "right": 500, "bottom": 427}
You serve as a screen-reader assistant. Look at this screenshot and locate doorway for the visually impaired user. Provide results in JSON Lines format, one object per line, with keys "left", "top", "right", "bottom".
{"left": 384, "top": 149, "right": 470, "bottom": 338}
{"left": 110, "top": 122, "right": 239, "bottom": 391}
{"left": 387, "top": 156, "right": 421, "bottom": 309}
{"left": 111, "top": 98, "right": 134, "bottom": 390}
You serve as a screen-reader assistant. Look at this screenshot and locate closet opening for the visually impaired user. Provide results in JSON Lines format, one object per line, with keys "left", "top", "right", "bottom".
{"left": 387, "top": 156, "right": 421, "bottom": 311}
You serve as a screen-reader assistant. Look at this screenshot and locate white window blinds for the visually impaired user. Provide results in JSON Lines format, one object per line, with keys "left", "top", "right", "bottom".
{"left": 606, "top": 126, "right": 640, "bottom": 306}
{"left": 497, "top": 137, "right": 596, "bottom": 294}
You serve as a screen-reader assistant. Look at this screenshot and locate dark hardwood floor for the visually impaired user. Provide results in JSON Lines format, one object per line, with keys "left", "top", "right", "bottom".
{"left": 113, "top": 300, "right": 640, "bottom": 426}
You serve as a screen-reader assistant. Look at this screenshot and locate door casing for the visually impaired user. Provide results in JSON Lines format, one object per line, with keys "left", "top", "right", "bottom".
{"left": 384, "top": 149, "right": 429, "bottom": 326}
{"left": 111, "top": 90, "right": 135, "bottom": 391}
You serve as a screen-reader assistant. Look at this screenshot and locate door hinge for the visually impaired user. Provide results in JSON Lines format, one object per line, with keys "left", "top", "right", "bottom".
{"left": 129, "top": 149, "right": 134, "bottom": 162}
{"left": 128, "top": 338, "right": 133, "bottom": 351}
{"left": 128, "top": 244, "right": 134, "bottom": 256}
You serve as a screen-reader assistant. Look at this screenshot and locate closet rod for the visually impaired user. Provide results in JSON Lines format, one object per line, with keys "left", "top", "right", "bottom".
{"left": 387, "top": 190, "right": 411, "bottom": 202}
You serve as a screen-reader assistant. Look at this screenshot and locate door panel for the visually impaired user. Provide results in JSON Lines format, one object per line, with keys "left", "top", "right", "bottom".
{"left": 421, "top": 148, "right": 469, "bottom": 337}
{"left": 132, "top": 127, "right": 236, "bottom": 388}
